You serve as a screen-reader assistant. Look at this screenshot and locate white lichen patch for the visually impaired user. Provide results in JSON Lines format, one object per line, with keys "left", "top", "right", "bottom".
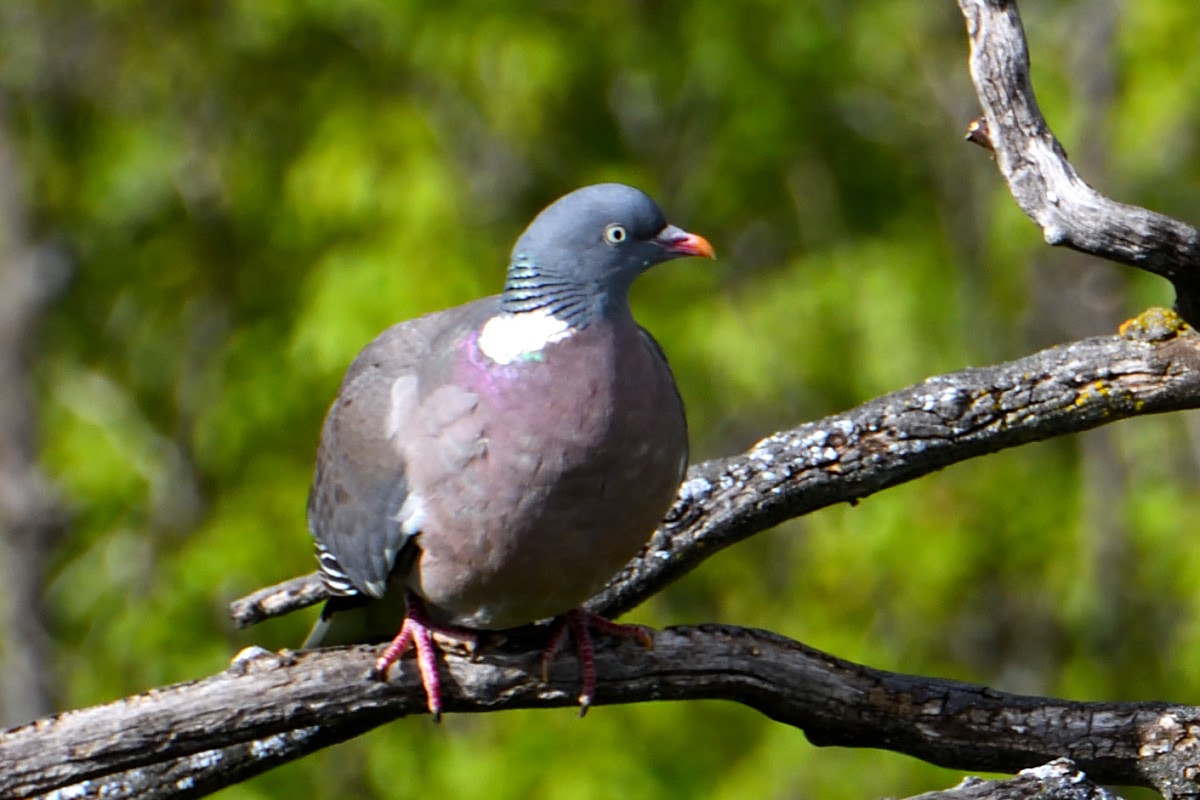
{"left": 230, "top": 646, "right": 273, "bottom": 666}
{"left": 188, "top": 748, "right": 225, "bottom": 770}
{"left": 1018, "top": 758, "right": 1083, "bottom": 783}
{"left": 678, "top": 476, "right": 712, "bottom": 500}
{"left": 250, "top": 727, "right": 320, "bottom": 760}
{"left": 45, "top": 782, "right": 96, "bottom": 800}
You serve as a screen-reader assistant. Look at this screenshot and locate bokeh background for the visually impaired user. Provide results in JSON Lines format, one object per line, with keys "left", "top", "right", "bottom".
{"left": 3, "top": 1, "right": 1200, "bottom": 797}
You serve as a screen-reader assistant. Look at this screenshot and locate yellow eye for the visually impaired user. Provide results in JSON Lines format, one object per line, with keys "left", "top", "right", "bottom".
{"left": 604, "top": 224, "right": 627, "bottom": 244}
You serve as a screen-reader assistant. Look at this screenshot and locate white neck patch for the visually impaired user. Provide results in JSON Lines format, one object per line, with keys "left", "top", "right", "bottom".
{"left": 478, "top": 308, "right": 574, "bottom": 364}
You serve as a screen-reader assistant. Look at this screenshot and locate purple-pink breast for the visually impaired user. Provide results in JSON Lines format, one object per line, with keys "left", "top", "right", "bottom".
{"left": 402, "top": 315, "right": 688, "bottom": 629}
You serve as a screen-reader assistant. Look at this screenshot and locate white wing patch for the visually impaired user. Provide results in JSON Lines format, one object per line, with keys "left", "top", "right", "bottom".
{"left": 357, "top": 492, "right": 427, "bottom": 599}
{"left": 477, "top": 309, "right": 573, "bottom": 364}
{"left": 393, "top": 492, "right": 427, "bottom": 538}
{"left": 385, "top": 375, "right": 418, "bottom": 439}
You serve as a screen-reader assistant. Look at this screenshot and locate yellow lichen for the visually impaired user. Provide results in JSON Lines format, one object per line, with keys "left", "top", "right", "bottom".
{"left": 1075, "top": 380, "right": 1115, "bottom": 407}
{"left": 1118, "top": 307, "right": 1189, "bottom": 342}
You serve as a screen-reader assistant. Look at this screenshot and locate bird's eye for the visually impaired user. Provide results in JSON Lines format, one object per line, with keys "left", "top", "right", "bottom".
{"left": 604, "top": 224, "right": 627, "bottom": 244}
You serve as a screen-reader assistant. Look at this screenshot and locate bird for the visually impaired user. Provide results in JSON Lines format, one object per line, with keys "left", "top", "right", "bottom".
{"left": 304, "top": 183, "right": 714, "bottom": 719}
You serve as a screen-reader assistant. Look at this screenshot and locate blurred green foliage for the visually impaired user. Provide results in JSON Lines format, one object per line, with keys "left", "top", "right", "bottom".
{"left": 4, "top": 0, "right": 1200, "bottom": 797}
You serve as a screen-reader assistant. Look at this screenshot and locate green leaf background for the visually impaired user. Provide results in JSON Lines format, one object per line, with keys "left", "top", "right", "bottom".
{"left": 5, "top": 1, "right": 1199, "bottom": 797}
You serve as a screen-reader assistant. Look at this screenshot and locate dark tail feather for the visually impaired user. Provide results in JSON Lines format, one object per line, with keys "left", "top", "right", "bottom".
{"left": 301, "top": 594, "right": 369, "bottom": 649}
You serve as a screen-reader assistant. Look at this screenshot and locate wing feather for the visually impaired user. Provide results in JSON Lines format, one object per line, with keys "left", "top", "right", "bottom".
{"left": 307, "top": 296, "right": 498, "bottom": 597}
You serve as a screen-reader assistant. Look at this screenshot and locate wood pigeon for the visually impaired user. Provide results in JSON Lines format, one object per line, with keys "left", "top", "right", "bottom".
{"left": 304, "top": 183, "right": 714, "bottom": 718}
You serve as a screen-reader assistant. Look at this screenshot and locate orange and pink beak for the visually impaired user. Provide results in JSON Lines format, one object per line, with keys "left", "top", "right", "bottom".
{"left": 653, "top": 224, "right": 716, "bottom": 260}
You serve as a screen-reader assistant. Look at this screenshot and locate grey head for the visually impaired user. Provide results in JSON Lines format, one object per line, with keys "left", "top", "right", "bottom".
{"left": 500, "top": 183, "right": 715, "bottom": 326}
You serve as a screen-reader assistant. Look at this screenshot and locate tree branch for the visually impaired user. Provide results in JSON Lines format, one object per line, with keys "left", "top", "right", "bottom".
{"left": 956, "top": 0, "right": 1200, "bottom": 323}
{"left": 6, "top": 625, "right": 1200, "bottom": 798}
{"left": 233, "top": 313, "right": 1200, "bottom": 628}
{"left": 905, "top": 760, "right": 1124, "bottom": 800}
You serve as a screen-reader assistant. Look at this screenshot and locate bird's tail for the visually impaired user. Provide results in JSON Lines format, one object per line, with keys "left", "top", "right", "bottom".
{"left": 301, "top": 602, "right": 335, "bottom": 649}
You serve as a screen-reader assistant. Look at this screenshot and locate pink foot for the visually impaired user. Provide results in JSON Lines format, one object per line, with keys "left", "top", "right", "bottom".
{"left": 539, "top": 609, "right": 654, "bottom": 716}
{"left": 369, "top": 592, "right": 476, "bottom": 722}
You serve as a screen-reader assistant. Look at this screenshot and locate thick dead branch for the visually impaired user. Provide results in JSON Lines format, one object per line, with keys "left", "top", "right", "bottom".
{"left": 234, "top": 314, "right": 1200, "bottom": 628}
{"left": 5, "top": 625, "right": 1200, "bottom": 799}
{"left": 957, "top": 0, "right": 1200, "bottom": 323}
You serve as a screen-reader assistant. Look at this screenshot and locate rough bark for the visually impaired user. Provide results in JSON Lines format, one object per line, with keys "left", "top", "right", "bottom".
{"left": 906, "top": 760, "right": 1124, "bottom": 800}
{"left": 957, "top": 0, "right": 1200, "bottom": 324}
{"left": 4, "top": 627, "right": 1199, "bottom": 799}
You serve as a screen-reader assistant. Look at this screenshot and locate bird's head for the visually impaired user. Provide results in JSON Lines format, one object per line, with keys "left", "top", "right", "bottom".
{"left": 502, "top": 183, "right": 714, "bottom": 322}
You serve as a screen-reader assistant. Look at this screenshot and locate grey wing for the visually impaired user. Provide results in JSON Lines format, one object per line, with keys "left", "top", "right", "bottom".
{"left": 307, "top": 297, "right": 499, "bottom": 599}
{"left": 308, "top": 364, "right": 421, "bottom": 599}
